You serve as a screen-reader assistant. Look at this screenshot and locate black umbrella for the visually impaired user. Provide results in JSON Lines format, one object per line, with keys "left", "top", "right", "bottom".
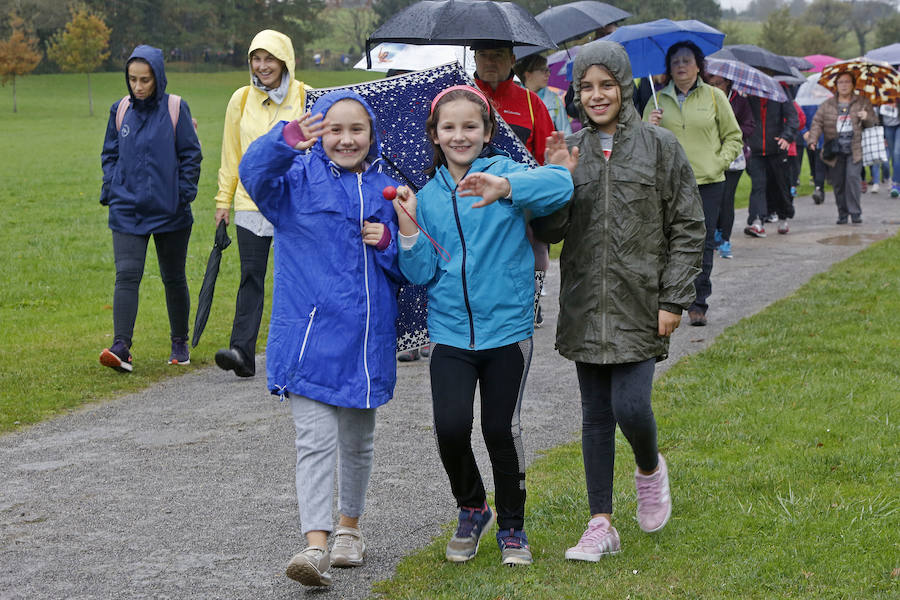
{"left": 783, "top": 55, "right": 814, "bottom": 71}
{"left": 711, "top": 44, "right": 795, "bottom": 76}
{"left": 366, "top": 0, "right": 556, "bottom": 68}
{"left": 515, "top": 1, "right": 631, "bottom": 59}
{"left": 191, "top": 220, "right": 232, "bottom": 348}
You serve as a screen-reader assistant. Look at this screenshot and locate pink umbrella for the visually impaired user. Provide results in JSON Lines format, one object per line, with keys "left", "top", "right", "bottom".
{"left": 803, "top": 54, "right": 841, "bottom": 73}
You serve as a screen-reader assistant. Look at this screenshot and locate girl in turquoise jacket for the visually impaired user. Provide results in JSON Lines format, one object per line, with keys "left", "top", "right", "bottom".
{"left": 390, "top": 85, "right": 572, "bottom": 567}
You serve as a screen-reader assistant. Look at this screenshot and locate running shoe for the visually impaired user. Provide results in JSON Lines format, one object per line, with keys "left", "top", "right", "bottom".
{"left": 99, "top": 339, "right": 133, "bottom": 373}
{"left": 565, "top": 517, "right": 621, "bottom": 561}
{"left": 446, "top": 503, "right": 495, "bottom": 562}
{"left": 635, "top": 453, "right": 672, "bottom": 533}
{"left": 497, "top": 528, "right": 533, "bottom": 566}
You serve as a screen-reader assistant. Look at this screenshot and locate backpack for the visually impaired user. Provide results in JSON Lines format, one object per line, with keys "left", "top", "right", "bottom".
{"left": 115, "top": 94, "right": 199, "bottom": 137}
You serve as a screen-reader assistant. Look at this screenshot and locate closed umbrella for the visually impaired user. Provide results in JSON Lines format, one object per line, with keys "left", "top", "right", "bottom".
{"left": 514, "top": 1, "right": 631, "bottom": 60}
{"left": 191, "top": 220, "right": 232, "bottom": 348}
{"left": 820, "top": 58, "right": 900, "bottom": 106}
{"left": 365, "top": 0, "right": 556, "bottom": 68}
{"left": 705, "top": 58, "right": 788, "bottom": 102}
{"left": 711, "top": 44, "right": 794, "bottom": 76}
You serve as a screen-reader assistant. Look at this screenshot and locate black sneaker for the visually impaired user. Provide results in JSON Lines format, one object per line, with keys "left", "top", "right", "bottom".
{"left": 168, "top": 337, "right": 190, "bottom": 365}
{"left": 100, "top": 339, "right": 133, "bottom": 373}
{"left": 812, "top": 187, "right": 824, "bottom": 205}
{"left": 215, "top": 347, "right": 254, "bottom": 377}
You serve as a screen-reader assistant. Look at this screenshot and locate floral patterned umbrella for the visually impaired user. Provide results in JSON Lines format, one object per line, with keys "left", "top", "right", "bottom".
{"left": 819, "top": 58, "right": 900, "bottom": 106}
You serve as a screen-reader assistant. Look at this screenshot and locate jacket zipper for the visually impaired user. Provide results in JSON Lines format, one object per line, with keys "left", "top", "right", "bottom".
{"left": 601, "top": 140, "right": 609, "bottom": 351}
{"left": 357, "top": 172, "right": 372, "bottom": 407}
{"left": 297, "top": 306, "right": 317, "bottom": 366}
{"left": 450, "top": 187, "right": 476, "bottom": 349}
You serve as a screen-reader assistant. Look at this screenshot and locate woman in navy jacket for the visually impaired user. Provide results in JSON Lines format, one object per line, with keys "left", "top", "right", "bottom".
{"left": 98, "top": 45, "right": 202, "bottom": 372}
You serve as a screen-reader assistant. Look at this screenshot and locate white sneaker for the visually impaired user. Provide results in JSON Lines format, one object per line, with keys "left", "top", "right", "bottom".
{"left": 331, "top": 526, "right": 366, "bottom": 567}
{"left": 871, "top": 183, "right": 880, "bottom": 193}
{"left": 285, "top": 546, "right": 332, "bottom": 587}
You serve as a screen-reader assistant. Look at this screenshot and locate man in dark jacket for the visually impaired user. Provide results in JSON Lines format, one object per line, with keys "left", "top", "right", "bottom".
{"left": 744, "top": 97, "right": 798, "bottom": 237}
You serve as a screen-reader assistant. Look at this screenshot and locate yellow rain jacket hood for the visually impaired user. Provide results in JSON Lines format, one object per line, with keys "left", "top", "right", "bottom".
{"left": 215, "top": 29, "right": 309, "bottom": 213}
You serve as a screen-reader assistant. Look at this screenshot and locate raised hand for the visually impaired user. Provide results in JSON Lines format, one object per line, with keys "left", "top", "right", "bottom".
{"left": 457, "top": 172, "right": 511, "bottom": 208}
{"left": 289, "top": 112, "right": 328, "bottom": 150}
{"left": 545, "top": 131, "right": 579, "bottom": 174}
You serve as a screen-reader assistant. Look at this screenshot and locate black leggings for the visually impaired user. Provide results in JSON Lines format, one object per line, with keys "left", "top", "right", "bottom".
{"left": 111, "top": 227, "right": 191, "bottom": 347}
{"left": 429, "top": 339, "right": 533, "bottom": 531}
{"left": 576, "top": 359, "right": 658, "bottom": 516}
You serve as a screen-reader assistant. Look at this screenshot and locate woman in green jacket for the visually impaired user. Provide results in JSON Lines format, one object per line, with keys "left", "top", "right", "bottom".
{"left": 645, "top": 41, "right": 742, "bottom": 327}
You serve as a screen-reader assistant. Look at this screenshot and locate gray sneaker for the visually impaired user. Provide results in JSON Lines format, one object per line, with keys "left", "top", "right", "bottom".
{"left": 497, "top": 528, "right": 533, "bottom": 566}
{"left": 331, "top": 526, "right": 366, "bottom": 568}
{"left": 285, "top": 546, "right": 332, "bottom": 587}
{"left": 445, "top": 503, "right": 495, "bottom": 562}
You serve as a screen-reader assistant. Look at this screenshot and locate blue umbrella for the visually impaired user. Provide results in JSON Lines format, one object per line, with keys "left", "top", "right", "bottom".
{"left": 604, "top": 19, "right": 725, "bottom": 78}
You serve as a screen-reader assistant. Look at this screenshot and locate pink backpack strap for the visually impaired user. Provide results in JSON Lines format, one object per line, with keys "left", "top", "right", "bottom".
{"left": 167, "top": 94, "right": 181, "bottom": 131}
{"left": 115, "top": 96, "right": 130, "bottom": 131}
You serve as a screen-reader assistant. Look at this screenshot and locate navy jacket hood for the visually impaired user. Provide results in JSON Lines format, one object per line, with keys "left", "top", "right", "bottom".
{"left": 126, "top": 45, "right": 167, "bottom": 108}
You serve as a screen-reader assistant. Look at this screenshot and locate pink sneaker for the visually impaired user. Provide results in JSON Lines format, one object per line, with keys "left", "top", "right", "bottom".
{"left": 564, "top": 517, "right": 621, "bottom": 561}
{"left": 635, "top": 453, "right": 672, "bottom": 533}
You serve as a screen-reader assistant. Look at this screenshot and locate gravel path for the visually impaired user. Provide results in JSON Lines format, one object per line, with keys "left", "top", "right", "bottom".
{"left": 2, "top": 192, "right": 898, "bottom": 599}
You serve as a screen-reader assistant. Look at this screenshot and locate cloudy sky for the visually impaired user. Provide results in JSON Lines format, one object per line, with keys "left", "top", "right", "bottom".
{"left": 719, "top": 0, "right": 753, "bottom": 11}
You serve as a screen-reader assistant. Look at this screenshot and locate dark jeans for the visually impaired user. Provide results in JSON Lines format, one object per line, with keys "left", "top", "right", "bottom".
{"left": 717, "top": 170, "right": 743, "bottom": 243}
{"left": 747, "top": 153, "right": 794, "bottom": 224}
{"left": 112, "top": 227, "right": 191, "bottom": 347}
{"left": 575, "top": 359, "right": 658, "bottom": 516}
{"left": 429, "top": 339, "right": 533, "bottom": 531}
{"left": 229, "top": 225, "right": 272, "bottom": 372}
{"left": 689, "top": 181, "right": 724, "bottom": 316}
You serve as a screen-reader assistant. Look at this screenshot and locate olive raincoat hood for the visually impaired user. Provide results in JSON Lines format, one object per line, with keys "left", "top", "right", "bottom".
{"left": 571, "top": 40, "right": 638, "bottom": 131}
{"left": 532, "top": 40, "right": 705, "bottom": 364}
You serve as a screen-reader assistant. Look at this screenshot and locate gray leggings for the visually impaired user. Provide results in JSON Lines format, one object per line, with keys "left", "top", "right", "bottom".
{"left": 575, "top": 358, "right": 659, "bottom": 515}
{"left": 290, "top": 395, "right": 376, "bottom": 535}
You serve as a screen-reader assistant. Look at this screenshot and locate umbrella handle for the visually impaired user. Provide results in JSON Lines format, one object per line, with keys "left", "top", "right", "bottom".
{"left": 648, "top": 72, "right": 659, "bottom": 111}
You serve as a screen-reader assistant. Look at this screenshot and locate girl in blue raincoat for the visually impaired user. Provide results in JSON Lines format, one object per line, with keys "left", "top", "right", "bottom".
{"left": 239, "top": 90, "right": 402, "bottom": 588}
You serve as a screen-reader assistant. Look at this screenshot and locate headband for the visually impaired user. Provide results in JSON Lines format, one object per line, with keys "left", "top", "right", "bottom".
{"left": 430, "top": 85, "right": 491, "bottom": 115}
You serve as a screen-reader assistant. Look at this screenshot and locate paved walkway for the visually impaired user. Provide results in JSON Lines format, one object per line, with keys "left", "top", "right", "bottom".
{"left": 1, "top": 192, "right": 898, "bottom": 599}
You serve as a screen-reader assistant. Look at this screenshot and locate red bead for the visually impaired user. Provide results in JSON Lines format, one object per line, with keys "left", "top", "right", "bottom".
{"left": 382, "top": 186, "right": 397, "bottom": 201}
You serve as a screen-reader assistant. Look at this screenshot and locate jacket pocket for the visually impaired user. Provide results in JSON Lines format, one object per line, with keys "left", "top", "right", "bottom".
{"left": 295, "top": 306, "right": 318, "bottom": 372}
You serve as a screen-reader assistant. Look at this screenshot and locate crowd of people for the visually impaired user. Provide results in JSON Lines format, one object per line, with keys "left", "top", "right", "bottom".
{"left": 94, "top": 25, "right": 897, "bottom": 590}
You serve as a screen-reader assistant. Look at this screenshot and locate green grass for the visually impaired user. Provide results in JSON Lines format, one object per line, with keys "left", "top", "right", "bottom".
{"left": 0, "top": 69, "right": 380, "bottom": 431}
{"left": 375, "top": 233, "right": 900, "bottom": 599}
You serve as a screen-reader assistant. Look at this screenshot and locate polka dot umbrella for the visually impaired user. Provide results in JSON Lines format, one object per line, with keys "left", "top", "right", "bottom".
{"left": 819, "top": 58, "right": 900, "bottom": 106}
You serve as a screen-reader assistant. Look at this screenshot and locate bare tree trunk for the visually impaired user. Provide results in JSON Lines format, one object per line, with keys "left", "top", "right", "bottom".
{"left": 12, "top": 75, "right": 17, "bottom": 113}
{"left": 854, "top": 29, "right": 867, "bottom": 56}
{"left": 88, "top": 72, "right": 94, "bottom": 116}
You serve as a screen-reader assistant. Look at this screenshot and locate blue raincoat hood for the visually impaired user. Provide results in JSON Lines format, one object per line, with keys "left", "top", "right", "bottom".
{"left": 309, "top": 89, "right": 382, "bottom": 165}
{"left": 126, "top": 45, "right": 167, "bottom": 108}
